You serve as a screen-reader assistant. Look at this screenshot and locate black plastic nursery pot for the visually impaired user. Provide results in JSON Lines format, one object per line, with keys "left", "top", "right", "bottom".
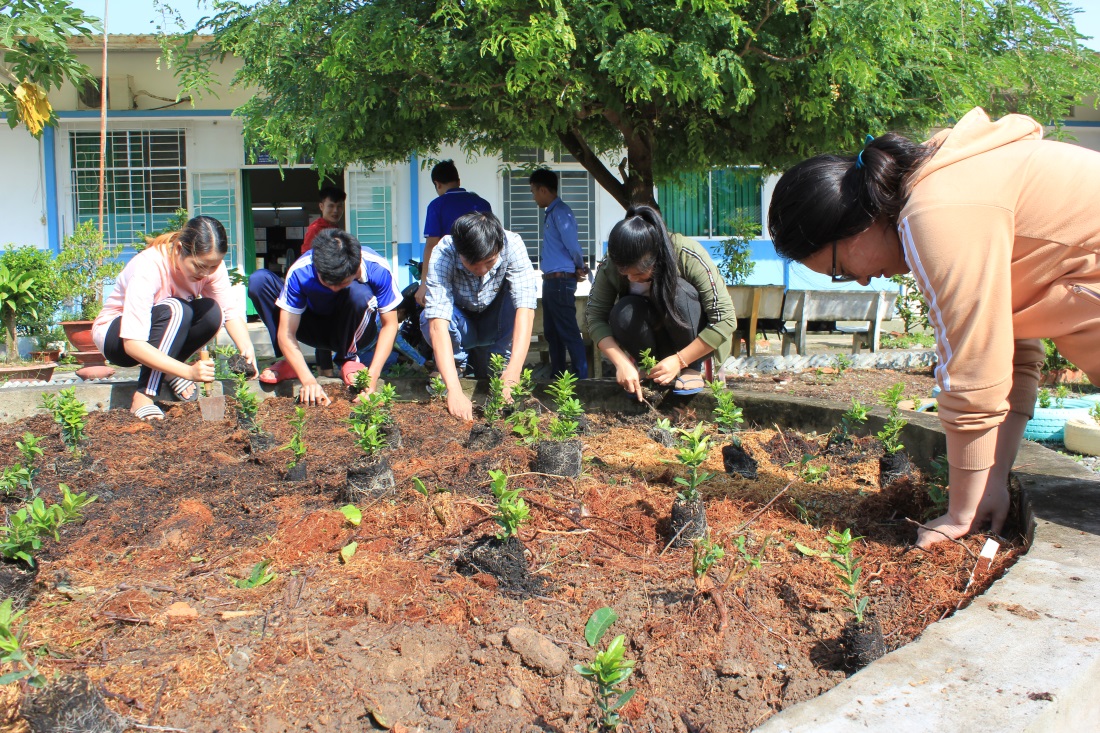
{"left": 344, "top": 455, "right": 396, "bottom": 502}
{"left": 670, "top": 496, "right": 708, "bottom": 547}
{"left": 535, "top": 439, "right": 583, "bottom": 478}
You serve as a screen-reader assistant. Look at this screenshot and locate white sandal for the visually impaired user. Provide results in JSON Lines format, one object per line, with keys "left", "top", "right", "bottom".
{"left": 134, "top": 404, "right": 165, "bottom": 421}
{"left": 168, "top": 376, "right": 198, "bottom": 401}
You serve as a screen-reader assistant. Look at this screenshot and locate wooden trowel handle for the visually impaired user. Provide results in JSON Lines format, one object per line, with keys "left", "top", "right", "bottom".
{"left": 200, "top": 349, "right": 211, "bottom": 361}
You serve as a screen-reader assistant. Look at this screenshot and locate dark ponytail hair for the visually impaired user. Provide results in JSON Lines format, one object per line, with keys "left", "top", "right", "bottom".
{"left": 151, "top": 215, "right": 229, "bottom": 260}
{"left": 607, "top": 205, "right": 689, "bottom": 330}
{"left": 767, "top": 133, "right": 937, "bottom": 262}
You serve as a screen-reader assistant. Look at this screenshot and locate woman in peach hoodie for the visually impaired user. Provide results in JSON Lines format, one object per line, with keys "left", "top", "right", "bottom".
{"left": 767, "top": 108, "right": 1100, "bottom": 548}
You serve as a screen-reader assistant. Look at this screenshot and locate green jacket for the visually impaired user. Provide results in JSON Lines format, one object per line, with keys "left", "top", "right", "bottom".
{"left": 585, "top": 233, "right": 738, "bottom": 363}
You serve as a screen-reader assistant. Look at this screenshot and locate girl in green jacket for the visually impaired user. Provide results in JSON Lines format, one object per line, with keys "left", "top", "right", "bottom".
{"left": 585, "top": 206, "right": 737, "bottom": 400}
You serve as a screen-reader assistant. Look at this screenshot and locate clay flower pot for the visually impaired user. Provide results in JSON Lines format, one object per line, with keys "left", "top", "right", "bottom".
{"left": 0, "top": 362, "right": 57, "bottom": 382}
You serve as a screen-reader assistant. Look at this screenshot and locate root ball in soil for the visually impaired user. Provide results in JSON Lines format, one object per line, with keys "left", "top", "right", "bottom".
{"left": 670, "top": 497, "right": 708, "bottom": 547}
{"left": 722, "top": 442, "right": 759, "bottom": 479}
{"left": 879, "top": 452, "right": 917, "bottom": 488}
{"left": 647, "top": 426, "right": 675, "bottom": 447}
{"left": 535, "top": 439, "right": 583, "bottom": 478}
{"left": 344, "top": 455, "right": 396, "bottom": 501}
{"left": 455, "top": 534, "right": 539, "bottom": 593}
{"left": 284, "top": 460, "right": 308, "bottom": 482}
{"left": 0, "top": 559, "right": 38, "bottom": 610}
{"left": 467, "top": 424, "right": 503, "bottom": 451}
{"left": 22, "top": 673, "right": 127, "bottom": 733}
{"left": 841, "top": 616, "right": 887, "bottom": 670}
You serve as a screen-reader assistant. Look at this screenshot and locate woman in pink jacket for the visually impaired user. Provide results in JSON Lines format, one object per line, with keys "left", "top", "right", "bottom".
{"left": 767, "top": 108, "right": 1100, "bottom": 549}
{"left": 93, "top": 216, "right": 257, "bottom": 421}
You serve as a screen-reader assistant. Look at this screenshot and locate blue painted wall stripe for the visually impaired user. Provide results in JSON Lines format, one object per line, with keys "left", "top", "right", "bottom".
{"left": 409, "top": 153, "right": 420, "bottom": 259}
{"left": 55, "top": 109, "right": 235, "bottom": 119}
{"left": 43, "top": 126, "right": 60, "bottom": 253}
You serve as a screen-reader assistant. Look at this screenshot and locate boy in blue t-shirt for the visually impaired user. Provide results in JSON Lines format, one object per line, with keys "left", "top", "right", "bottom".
{"left": 247, "top": 229, "right": 401, "bottom": 405}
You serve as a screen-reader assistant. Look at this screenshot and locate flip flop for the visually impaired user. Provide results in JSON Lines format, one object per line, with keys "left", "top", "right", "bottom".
{"left": 258, "top": 359, "right": 298, "bottom": 385}
{"left": 672, "top": 369, "right": 705, "bottom": 396}
{"left": 167, "top": 377, "right": 198, "bottom": 402}
{"left": 341, "top": 360, "right": 368, "bottom": 387}
{"left": 134, "top": 404, "right": 165, "bottom": 421}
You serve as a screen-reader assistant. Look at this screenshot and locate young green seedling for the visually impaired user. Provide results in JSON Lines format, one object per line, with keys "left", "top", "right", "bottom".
{"left": 0, "top": 466, "right": 32, "bottom": 497}
{"left": 825, "top": 528, "right": 869, "bottom": 623}
{"left": 16, "top": 433, "right": 42, "bottom": 477}
{"left": 785, "top": 454, "right": 828, "bottom": 483}
{"left": 833, "top": 353, "right": 853, "bottom": 377}
{"left": 428, "top": 374, "right": 447, "bottom": 401}
{"left": 876, "top": 383, "right": 908, "bottom": 455}
{"left": 925, "top": 454, "right": 950, "bottom": 518}
{"left": 654, "top": 416, "right": 672, "bottom": 432}
{"left": 0, "top": 485, "right": 95, "bottom": 566}
{"left": 42, "top": 388, "right": 87, "bottom": 454}
{"left": 1037, "top": 388, "right": 1052, "bottom": 409}
{"left": 349, "top": 421, "right": 387, "bottom": 461}
{"left": 546, "top": 371, "right": 584, "bottom": 441}
{"left": 1054, "top": 383, "right": 1070, "bottom": 408}
{"left": 233, "top": 371, "right": 261, "bottom": 426}
{"left": 839, "top": 398, "right": 871, "bottom": 439}
{"left": 671, "top": 423, "right": 715, "bottom": 503}
{"left": 637, "top": 348, "right": 658, "bottom": 374}
{"left": 353, "top": 367, "right": 372, "bottom": 393}
{"left": 509, "top": 367, "right": 533, "bottom": 404}
{"left": 507, "top": 408, "right": 541, "bottom": 445}
{"left": 575, "top": 607, "right": 636, "bottom": 733}
{"left": 0, "top": 599, "right": 45, "bottom": 687}
{"left": 483, "top": 353, "right": 508, "bottom": 428}
{"left": 708, "top": 380, "right": 744, "bottom": 436}
{"left": 280, "top": 406, "right": 308, "bottom": 469}
{"left": 1091, "top": 401, "right": 1100, "bottom": 425}
{"left": 488, "top": 469, "right": 529, "bottom": 540}
{"left": 692, "top": 535, "right": 725, "bottom": 582}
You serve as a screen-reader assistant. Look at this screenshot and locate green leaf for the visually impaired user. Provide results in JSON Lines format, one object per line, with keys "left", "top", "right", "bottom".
{"left": 584, "top": 606, "right": 618, "bottom": 647}
{"left": 340, "top": 542, "right": 358, "bottom": 564}
{"left": 794, "top": 543, "right": 822, "bottom": 557}
{"left": 411, "top": 477, "right": 429, "bottom": 497}
{"left": 339, "top": 504, "right": 362, "bottom": 526}
{"left": 608, "top": 688, "right": 636, "bottom": 712}
{"left": 235, "top": 559, "right": 276, "bottom": 589}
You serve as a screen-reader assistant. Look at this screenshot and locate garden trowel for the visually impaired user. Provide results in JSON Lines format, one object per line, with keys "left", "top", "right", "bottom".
{"left": 197, "top": 348, "right": 226, "bottom": 421}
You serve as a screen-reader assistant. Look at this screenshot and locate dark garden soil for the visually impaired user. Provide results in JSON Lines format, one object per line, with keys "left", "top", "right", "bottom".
{"left": 728, "top": 366, "right": 938, "bottom": 404}
{"left": 0, "top": 385, "right": 1024, "bottom": 733}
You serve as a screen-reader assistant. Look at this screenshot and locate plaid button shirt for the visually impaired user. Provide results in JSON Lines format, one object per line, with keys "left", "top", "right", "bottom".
{"left": 423, "top": 229, "right": 538, "bottom": 321}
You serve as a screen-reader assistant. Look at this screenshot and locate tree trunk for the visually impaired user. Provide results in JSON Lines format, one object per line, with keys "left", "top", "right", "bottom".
{"left": 4, "top": 311, "right": 18, "bottom": 364}
{"left": 557, "top": 127, "right": 658, "bottom": 212}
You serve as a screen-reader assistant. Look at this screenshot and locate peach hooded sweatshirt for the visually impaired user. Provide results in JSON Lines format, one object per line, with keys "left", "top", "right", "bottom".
{"left": 898, "top": 107, "right": 1100, "bottom": 471}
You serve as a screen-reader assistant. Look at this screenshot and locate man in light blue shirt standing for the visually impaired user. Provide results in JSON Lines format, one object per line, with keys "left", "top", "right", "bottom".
{"left": 530, "top": 168, "right": 588, "bottom": 379}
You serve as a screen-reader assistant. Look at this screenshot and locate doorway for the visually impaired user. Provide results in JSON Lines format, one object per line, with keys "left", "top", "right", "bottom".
{"left": 243, "top": 168, "right": 344, "bottom": 276}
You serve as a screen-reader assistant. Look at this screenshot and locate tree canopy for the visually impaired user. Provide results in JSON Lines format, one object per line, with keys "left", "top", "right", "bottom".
{"left": 1, "top": 0, "right": 98, "bottom": 136}
{"left": 196, "top": 0, "right": 1099, "bottom": 208}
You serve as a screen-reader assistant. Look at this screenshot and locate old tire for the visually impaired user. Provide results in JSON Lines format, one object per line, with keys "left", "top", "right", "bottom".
{"left": 1023, "top": 399, "right": 1096, "bottom": 442}
{"left": 1064, "top": 418, "right": 1100, "bottom": 456}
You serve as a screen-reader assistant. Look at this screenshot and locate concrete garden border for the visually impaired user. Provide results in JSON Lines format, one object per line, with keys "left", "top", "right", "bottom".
{"left": 2, "top": 379, "right": 1098, "bottom": 731}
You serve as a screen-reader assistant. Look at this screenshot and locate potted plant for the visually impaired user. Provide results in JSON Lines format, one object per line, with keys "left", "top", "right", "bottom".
{"left": 454, "top": 470, "right": 534, "bottom": 590}
{"left": 56, "top": 221, "right": 123, "bottom": 366}
{"left": 535, "top": 372, "right": 585, "bottom": 478}
{"left": 0, "top": 264, "right": 56, "bottom": 382}
{"left": 668, "top": 422, "right": 714, "bottom": 546}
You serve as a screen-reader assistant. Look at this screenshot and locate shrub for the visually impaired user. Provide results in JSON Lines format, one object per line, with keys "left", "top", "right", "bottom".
{"left": 715, "top": 212, "right": 759, "bottom": 285}
{"left": 40, "top": 388, "right": 87, "bottom": 453}
{"left": 484, "top": 353, "right": 508, "bottom": 427}
{"left": 839, "top": 398, "right": 871, "bottom": 438}
{"left": 574, "top": 607, "right": 636, "bottom": 733}
{"left": 825, "top": 528, "right": 869, "bottom": 623}
{"left": 546, "top": 371, "right": 584, "bottom": 441}
{"left": 708, "top": 380, "right": 744, "bottom": 435}
{"left": 233, "top": 372, "right": 260, "bottom": 425}
{"left": 280, "top": 406, "right": 307, "bottom": 468}
{"left": 0, "top": 264, "right": 40, "bottom": 363}
{"left": 672, "top": 423, "right": 714, "bottom": 503}
{"left": 0, "top": 245, "right": 61, "bottom": 341}
{"left": 488, "top": 469, "right": 529, "bottom": 539}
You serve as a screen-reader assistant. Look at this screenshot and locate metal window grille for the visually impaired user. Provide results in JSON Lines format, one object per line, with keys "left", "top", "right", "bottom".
{"left": 69, "top": 130, "right": 187, "bottom": 246}
{"left": 347, "top": 170, "right": 394, "bottom": 262}
{"left": 192, "top": 172, "right": 240, "bottom": 271}
{"left": 657, "top": 169, "right": 763, "bottom": 237}
{"left": 502, "top": 168, "right": 596, "bottom": 269}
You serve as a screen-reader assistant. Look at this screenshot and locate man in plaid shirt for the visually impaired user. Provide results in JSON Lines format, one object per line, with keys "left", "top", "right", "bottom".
{"left": 421, "top": 211, "right": 538, "bottom": 420}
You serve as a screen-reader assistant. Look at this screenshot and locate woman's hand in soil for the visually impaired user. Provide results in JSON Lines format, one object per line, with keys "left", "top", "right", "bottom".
{"left": 189, "top": 359, "right": 216, "bottom": 383}
{"left": 238, "top": 343, "right": 257, "bottom": 377}
{"left": 647, "top": 355, "right": 682, "bottom": 386}
{"left": 299, "top": 382, "right": 331, "bottom": 407}
{"left": 615, "top": 362, "right": 645, "bottom": 402}
{"left": 447, "top": 390, "right": 474, "bottom": 421}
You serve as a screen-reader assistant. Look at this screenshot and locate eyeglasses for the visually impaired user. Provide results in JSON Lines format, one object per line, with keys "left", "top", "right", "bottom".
{"left": 830, "top": 241, "right": 857, "bottom": 283}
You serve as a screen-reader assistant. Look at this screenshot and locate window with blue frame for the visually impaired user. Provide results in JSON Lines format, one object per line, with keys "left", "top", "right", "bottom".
{"left": 657, "top": 168, "right": 762, "bottom": 238}
{"left": 69, "top": 130, "right": 187, "bottom": 246}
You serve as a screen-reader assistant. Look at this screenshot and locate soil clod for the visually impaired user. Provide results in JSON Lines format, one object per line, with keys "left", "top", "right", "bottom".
{"left": 535, "top": 439, "right": 582, "bottom": 478}
{"left": 841, "top": 616, "right": 887, "bottom": 670}
{"left": 455, "top": 535, "right": 540, "bottom": 594}
{"left": 648, "top": 426, "right": 675, "bottom": 447}
{"left": 284, "top": 460, "right": 308, "bottom": 482}
{"left": 467, "top": 424, "right": 503, "bottom": 451}
{"left": 879, "top": 452, "right": 917, "bottom": 488}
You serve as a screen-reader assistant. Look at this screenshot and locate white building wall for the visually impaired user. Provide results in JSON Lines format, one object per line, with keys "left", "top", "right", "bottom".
{"left": 0, "top": 129, "right": 49, "bottom": 249}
